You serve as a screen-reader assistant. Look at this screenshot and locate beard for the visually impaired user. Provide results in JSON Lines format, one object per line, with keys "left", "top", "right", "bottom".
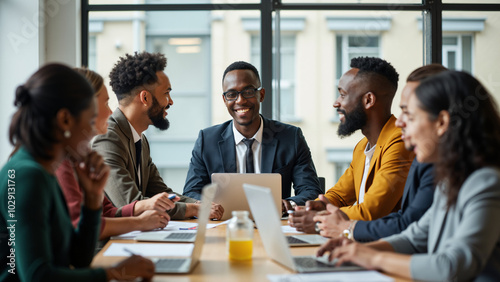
{"left": 337, "top": 99, "right": 367, "bottom": 138}
{"left": 148, "top": 95, "right": 170, "bottom": 131}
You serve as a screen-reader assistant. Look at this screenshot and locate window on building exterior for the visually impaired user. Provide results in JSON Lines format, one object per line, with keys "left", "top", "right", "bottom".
{"left": 251, "top": 34, "right": 297, "bottom": 122}
{"left": 442, "top": 35, "right": 473, "bottom": 73}
{"left": 88, "top": 35, "right": 97, "bottom": 70}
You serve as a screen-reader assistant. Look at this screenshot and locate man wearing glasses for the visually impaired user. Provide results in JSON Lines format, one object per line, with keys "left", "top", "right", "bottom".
{"left": 183, "top": 61, "right": 322, "bottom": 214}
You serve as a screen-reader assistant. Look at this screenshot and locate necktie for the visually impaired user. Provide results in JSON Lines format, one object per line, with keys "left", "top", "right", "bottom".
{"left": 242, "top": 138, "right": 255, "bottom": 173}
{"left": 135, "top": 140, "right": 142, "bottom": 187}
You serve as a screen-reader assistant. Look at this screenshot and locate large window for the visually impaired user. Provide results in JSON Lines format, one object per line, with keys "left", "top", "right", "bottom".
{"left": 82, "top": 1, "right": 500, "bottom": 190}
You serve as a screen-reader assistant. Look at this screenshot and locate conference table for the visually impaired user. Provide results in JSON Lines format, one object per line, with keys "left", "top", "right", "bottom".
{"left": 91, "top": 219, "right": 411, "bottom": 281}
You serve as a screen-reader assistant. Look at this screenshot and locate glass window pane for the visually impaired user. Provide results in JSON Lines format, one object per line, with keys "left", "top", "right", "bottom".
{"left": 90, "top": 0, "right": 259, "bottom": 4}
{"left": 90, "top": 9, "right": 260, "bottom": 189}
{"left": 282, "top": 0, "right": 421, "bottom": 3}
{"left": 278, "top": 10, "right": 422, "bottom": 187}
{"left": 461, "top": 35, "right": 473, "bottom": 73}
{"left": 443, "top": 36, "right": 458, "bottom": 45}
{"left": 447, "top": 51, "right": 457, "bottom": 69}
{"left": 442, "top": 11, "right": 500, "bottom": 107}
{"left": 348, "top": 36, "right": 378, "bottom": 47}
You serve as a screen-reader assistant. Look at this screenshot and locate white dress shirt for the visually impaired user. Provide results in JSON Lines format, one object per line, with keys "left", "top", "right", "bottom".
{"left": 233, "top": 116, "right": 264, "bottom": 173}
{"left": 358, "top": 143, "right": 376, "bottom": 204}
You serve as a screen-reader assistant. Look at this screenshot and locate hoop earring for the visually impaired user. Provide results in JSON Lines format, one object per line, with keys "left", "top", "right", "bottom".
{"left": 64, "top": 130, "right": 71, "bottom": 139}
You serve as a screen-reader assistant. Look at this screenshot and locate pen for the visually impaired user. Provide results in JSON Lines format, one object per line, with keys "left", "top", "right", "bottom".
{"left": 123, "top": 247, "right": 138, "bottom": 256}
{"left": 179, "top": 226, "right": 197, "bottom": 230}
{"left": 168, "top": 194, "right": 177, "bottom": 200}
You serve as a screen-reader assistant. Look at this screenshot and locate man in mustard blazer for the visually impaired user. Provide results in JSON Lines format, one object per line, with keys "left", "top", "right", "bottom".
{"left": 290, "top": 57, "right": 415, "bottom": 232}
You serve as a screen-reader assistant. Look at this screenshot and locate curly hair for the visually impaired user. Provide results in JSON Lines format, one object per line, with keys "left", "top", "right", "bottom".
{"left": 415, "top": 71, "right": 500, "bottom": 207}
{"left": 350, "top": 56, "right": 399, "bottom": 92}
{"left": 109, "top": 51, "right": 167, "bottom": 101}
{"left": 222, "top": 61, "right": 261, "bottom": 85}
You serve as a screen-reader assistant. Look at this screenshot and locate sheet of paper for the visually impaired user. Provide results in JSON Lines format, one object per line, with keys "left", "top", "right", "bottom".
{"left": 267, "top": 271, "right": 393, "bottom": 282}
{"left": 104, "top": 243, "right": 194, "bottom": 257}
{"left": 110, "top": 219, "right": 228, "bottom": 240}
{"left": 281, "top": 225, "right": 304, "bottom": 234}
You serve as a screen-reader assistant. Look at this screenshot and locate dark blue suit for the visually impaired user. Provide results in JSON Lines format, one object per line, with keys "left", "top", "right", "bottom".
{"left": 182, "top": 116, "right": 321, "bottom": 205}
{"left": 353, "top": 159, "right": 435, "bottom": 242}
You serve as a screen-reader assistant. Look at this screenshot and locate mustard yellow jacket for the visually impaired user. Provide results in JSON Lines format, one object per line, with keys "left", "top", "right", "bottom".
{"left": 324, "top": 115, "right": 415, "bottom": 221}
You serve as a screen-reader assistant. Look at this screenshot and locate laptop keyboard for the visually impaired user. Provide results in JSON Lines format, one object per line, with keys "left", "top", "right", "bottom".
{"left": 155, "top": 258, "right": 188, "bottom": 270}
{"left": 165, "top": 233, "right": 196, "bottom": 240}
{"left": 286, "top": 236, "right": 307, "bottom": 244}
{"left": 293, "top": 257, "right": 334, "bottom": 269}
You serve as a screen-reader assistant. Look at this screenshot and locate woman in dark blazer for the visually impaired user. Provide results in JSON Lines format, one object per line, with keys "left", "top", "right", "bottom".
{"left": 317, "top": 70, "right": 500, "bottom": 281}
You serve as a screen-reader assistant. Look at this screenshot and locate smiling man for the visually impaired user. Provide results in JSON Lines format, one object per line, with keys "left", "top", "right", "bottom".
{"left": 183, "top": 61, "right": 322, "bottom": 214}
{"left": 92, "top": 51, "right": 223, "bottom": 220}
{"left": 289, "top": 57, "right": 415, "bottom": 233}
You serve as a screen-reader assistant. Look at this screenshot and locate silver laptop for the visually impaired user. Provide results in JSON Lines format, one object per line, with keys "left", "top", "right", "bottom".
{"left": 243, "top": 184, "right": 365, "bottom": 273}
{"left": 151, "top": 183, "right": 216, "bottom": 273}
{"left": 135, "top": 230, "right": 197, "bottom": 243}
{"left": 211, "top": 173, "right": 281, "bottom": 221}
{"left": 286, "top": 234, "right": 328, "bottom": 247}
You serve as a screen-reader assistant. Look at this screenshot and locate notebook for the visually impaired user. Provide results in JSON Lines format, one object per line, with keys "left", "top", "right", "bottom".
{"left": 150, "top": 183, "right": 216, "bottom": 273}
{"left": 243, "top": 184, "right": 365, "bottom": 273}
{"left": 211, "top": 173, "right": 282, "bottom": 221}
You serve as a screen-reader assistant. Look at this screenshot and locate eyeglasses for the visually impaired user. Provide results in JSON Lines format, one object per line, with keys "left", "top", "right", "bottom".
{"left": 223, "top": 88, "right": 261, "bottom": 102}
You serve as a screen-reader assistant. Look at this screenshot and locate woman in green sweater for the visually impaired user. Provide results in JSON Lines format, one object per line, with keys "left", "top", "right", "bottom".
{"left": 0, "top": 64, "right": 154, "bottom": 281}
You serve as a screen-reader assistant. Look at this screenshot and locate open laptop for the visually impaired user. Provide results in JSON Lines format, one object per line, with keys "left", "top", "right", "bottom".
{"left": 243, "top": 184, "right": 365, "bottom": 273}
{"left": 211, "top": 173, "right": 281, "bottom": 221}
{"left": 287, "top": 234, "right": 328, "bottom": 247}
{"left": 150, "top": 183, "right": 216, "bottom": 273}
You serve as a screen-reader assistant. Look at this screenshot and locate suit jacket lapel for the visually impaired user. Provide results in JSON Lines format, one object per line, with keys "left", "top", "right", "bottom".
{"left": 261, "top": 117, "right": 277, "bottom": 173}
{"left": 114, "top": 109, "right": 142, "bottom": 194}
{"left": 363, "top": 115, "right": 398, "bottom": 193}
{"left": 219, "top": 122, "right": 237, "bottom": 173}
{"left": 139, "top": 135, "right": 147, "bottom": 195}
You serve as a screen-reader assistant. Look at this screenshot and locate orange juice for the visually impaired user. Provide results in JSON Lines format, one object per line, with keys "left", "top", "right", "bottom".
{"left": 228, "top": 239, "right": 253, "bottom": 260}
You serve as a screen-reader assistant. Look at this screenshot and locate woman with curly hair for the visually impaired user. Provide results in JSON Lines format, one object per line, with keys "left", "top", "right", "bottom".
{"left": 317, "top": 70, "right": 500, "bottom": 281}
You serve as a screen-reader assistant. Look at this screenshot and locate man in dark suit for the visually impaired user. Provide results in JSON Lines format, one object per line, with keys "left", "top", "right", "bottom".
{"left": 183, "top": 61, "right": 322, "bottom": 213}
{"left": 311, "top": 64, "right": 447, "bottom": 241}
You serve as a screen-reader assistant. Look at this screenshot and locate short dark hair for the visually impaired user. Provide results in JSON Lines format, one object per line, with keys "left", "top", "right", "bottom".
{"left": 222, "top": 61, "right": 261, "bottom": 85}
{"left": 415, "top": 70, "right": 500, "bottom": 207}
{"left": 109, "top": 51, "right": 167, "bottom": 101}
{"left": 407, "top": 64, "right": 447, "bottom": 82}
{"left": 350, "top": 56, "right": 399, "bottom": 91}
{"left": 9, "top": 63, "right": 94, "bottom": 160}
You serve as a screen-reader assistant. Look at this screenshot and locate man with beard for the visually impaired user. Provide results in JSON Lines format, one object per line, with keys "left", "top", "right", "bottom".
{"left": 289, "top": 56, "right": 415, "bottom": 233}
{"left": 182, "top": 61, "right": 322, "bottom": 214}
{"left": 93, "top": 52, "right": 223, "bottom": 220}
{"left": 311, "top": 64, "right": 447, "bottom": 241}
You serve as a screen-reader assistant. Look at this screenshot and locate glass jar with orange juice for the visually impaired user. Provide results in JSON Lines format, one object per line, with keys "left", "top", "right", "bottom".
{"left": 227, "top": 210, "right": 253, "bottom": 260}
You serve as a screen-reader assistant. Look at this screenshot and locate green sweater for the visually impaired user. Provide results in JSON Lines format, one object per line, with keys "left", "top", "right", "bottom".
{"left": 0, "top": 148, "right": 107, "bottom": 281}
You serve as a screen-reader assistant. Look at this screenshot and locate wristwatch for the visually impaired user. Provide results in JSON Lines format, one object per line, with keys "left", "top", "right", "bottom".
{"left": 342, "top": 220, "right": 357, "bottom": 240}
{"left": 314, "top": 221, "right": 321, "bottom": 234}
